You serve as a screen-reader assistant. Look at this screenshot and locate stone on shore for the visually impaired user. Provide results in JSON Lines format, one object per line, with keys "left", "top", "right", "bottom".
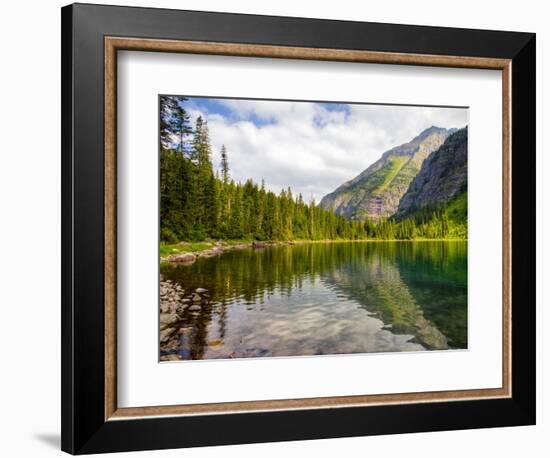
{"left": 169, "top": 252, "right": 196, "bottom": 264}
{"left": 198, "top": 249, "right": 218, "bottom": 258}
{"left": 160, "top": 311, "right": 178, "bottom": 326}
{"left": 195, "top": 287, "right": 208, "bottom": 293}
{"left": 159, "top": 279, "right": 189, "bottom": 343}
{"left": 188, "top": 304, "right": 201, "bottom": 312}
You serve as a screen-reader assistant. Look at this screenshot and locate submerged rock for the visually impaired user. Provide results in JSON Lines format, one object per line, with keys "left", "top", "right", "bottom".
{"left": 160, "top": 354, "right": 181, "bottom": 362}
{"left": 176, "top": 303, "right": 188, "bottom": 314}
{"left": 195, "top": 287, "right": 208, "bottom": 293}
{"left": 159, "top": 326, "right": 177, "bottom": 343}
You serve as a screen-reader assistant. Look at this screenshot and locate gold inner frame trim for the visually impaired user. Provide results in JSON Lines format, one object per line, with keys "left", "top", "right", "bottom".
{"left": 104, "top": 36, "right": 512, "bottom": 421}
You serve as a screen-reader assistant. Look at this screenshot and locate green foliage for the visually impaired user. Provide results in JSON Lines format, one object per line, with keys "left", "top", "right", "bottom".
{"left": 389, "top": 192, "right": 467, "bottom": 240}
{"left": 376, "top": 156, "right": 409, "bottom": 192}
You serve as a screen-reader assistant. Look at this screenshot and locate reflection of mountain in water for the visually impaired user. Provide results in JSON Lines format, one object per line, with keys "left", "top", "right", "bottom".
{"left": 322, "top": 242, "right": 467, "bottom": 349}
{"left": 324, "top": 256, "right": 448, "bottom": 350}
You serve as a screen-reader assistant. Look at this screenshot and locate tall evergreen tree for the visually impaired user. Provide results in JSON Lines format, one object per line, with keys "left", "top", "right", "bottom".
{"left": 160, "top": 96, "right": 191, "bottom": 152}
{"left": 220, "top": 145, "right": 230, "bottom": 184}
{"left": 159, "top": 96, "right": 193, "bottom": 241}
{"left": 189, "top": 116, "right": 216, "bottom": 238}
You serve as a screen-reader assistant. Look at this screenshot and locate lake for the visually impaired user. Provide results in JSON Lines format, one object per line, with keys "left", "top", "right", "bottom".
{"left": 160, "top": 241, "right": 467, "bottom": 360}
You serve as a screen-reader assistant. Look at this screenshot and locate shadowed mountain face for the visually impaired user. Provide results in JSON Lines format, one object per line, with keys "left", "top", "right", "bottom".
{"left": 396, "top": 127, "right": 468, "bottom": 218}
{"left": 319, "top": 126, "right": 455, "bottom": 220}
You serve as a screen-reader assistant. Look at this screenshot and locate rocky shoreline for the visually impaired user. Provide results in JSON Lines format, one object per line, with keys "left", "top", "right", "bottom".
{"left": 159, "top": 277, "right": 216, "bottom": 361}
{"left": 163, "top": 240, "right": 299, "bottom": 265}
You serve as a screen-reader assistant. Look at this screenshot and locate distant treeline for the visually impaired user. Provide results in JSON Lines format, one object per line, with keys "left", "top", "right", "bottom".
{"left": 160, "top": 96, "right": 466, "bottom": 243}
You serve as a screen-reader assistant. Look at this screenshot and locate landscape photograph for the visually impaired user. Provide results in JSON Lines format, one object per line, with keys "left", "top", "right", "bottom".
{"left": 159, "top": 95, "right": 468, "bottom": 361}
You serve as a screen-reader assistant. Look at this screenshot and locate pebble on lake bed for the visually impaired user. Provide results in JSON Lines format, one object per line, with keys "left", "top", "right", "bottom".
{"left": 160, "top": 354, "right": 181, "bottom": 361}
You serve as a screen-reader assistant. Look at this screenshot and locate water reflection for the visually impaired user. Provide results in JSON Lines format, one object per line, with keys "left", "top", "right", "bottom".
{"left": 160, "top": 241, "right": 467, "bottom": 360}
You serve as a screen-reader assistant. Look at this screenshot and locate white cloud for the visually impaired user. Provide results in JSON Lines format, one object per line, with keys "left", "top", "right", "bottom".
{"left": 187, "top": 100, "right": 467, "bottom": 202}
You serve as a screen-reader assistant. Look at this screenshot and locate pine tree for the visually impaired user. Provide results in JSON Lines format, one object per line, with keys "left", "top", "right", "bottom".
{"left": 229, "top": 186, "right": 244, "bottom": 239}
{"left": 159, "top": 96, "right": 193, "bottom": 242}
{"left": 190, "top": 116, "right": 216, "bottom": 239}
{"left": 160, "top": 96, "right": 191, "bottom": 152}
{"left": 220, "top": 145, "right": 230, "bottom": 184}
{"left": 160, "top": 96, "right": 178, "bottom": 149}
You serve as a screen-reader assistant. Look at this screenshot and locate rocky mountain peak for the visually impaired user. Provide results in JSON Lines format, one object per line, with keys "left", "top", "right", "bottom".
{"left": 319, "top": 126, "right": 455, "bottom": 220}
{"left": 396, "top": 127, "right": 468, "bottom": 218}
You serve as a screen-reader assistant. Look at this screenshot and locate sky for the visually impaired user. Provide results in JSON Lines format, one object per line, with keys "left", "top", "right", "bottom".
{"left": 178, "top": 96, "right": 468, "bottom": 202}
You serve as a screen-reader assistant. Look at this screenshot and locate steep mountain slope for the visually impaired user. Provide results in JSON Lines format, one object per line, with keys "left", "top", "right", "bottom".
{"left": 396, "top": 127, "right": 467, "bottom": 218}
{"left": 319, "top": 126, "right": 453, "bottom": 220}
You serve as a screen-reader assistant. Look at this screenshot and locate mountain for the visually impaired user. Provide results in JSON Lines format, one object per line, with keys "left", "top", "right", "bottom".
{"left": 396, "top": 127, "right": 467, "bottom": 218}
{"left": 319, "top": 126, "right": 454, "bottom": 220}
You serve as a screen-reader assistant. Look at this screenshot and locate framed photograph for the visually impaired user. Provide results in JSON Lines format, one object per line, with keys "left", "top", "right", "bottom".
{"left": 61, "top": 3, "right": 536, "bottom": 454}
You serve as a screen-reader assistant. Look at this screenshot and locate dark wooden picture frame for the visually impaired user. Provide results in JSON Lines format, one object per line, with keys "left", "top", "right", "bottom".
{"left": 61, "top": 3, "right": 536, "bottom": 454}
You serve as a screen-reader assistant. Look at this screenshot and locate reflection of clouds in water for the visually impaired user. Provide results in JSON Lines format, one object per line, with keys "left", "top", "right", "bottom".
{"left": 203, "top": 276, "right": 423, "bottom": 359}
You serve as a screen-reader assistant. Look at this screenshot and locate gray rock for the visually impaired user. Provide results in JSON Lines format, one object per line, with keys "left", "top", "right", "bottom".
{"left": 198, "top": 249, "right": 217, "bottom": 258}
{"left": 188, "top": 304, "right": 201, "bottom": 312}
{"left": 169, "top": 252, "right": 196, "bottom": 264}
{"left": 176, "top": 304, "right": 188, "bottom": 313}
{"left": 396, "top": 127, "right": 467, "bottom": 217}
{"left": 195, "top": 288, "right": 208, "bottom": 293}
{"left": 160, "top": 312, "right": 178, "bottom": 326}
